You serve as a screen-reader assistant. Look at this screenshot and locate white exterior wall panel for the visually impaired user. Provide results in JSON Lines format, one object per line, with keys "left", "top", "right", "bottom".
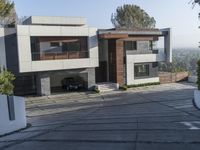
{"left": 24, "top": 16, "right": 87, "bottom": 26}
{"left": 132, "top": 77, "right": 160, "bottom": 85}
{"left": 16, "top": 25, "right": 99, "bottom": 73}
{"left": 126, "top": 53, "right": 165, "bottom": 85}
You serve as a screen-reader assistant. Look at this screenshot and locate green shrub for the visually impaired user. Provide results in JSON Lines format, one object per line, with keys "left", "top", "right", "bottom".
{"left": 93, "top": 86, "right": 100, "bottom": 93}
{"left": 0, "top": 70, "right": 15, "bottom": 95}
{"left": 119, "top": 85, "right": 128, "bottom": 91}
{"left": 197, "top": 60, "right": 200, "bottom": 90}
{"left": 127, "top": 82, "right": 160, "bottom": 88}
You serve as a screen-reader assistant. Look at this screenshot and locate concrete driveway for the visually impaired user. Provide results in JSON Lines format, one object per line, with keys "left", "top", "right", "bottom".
{"left": 1, "top": 83, "right": 200, "bottom": 150}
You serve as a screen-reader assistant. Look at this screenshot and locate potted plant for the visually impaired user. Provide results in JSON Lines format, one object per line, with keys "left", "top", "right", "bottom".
{"left": 193, "top": 60, "right": 200, "bottom": 109}
{"left": 0, "top": 69, "right": 15, "bottom": 96}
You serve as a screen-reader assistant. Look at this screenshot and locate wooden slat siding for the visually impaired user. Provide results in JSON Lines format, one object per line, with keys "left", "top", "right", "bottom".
{"left": 108, "top": 39, "right": 117, "bottom": 83}
{"left": 99, "top": 34, "right": 129, "bottom": 39}
{"left": 128, "top": 35, "right": 159, "bottom": 41}
{"left": 107, "top": 39, "right": 125, "bottom": 86}
{"left": 123, "top": 37, "right": 154, "bottom": 41}
{"left": 116, "top": 40, "right": 125, "bottom": 86}
{"left": 99, "top": 34, "right": 159, "bottom": 41}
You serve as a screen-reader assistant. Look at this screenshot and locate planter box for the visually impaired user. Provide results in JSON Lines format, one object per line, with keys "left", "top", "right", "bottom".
{"left": 193, "top": 90, "right": 200, "bottom": 110}
{"left": 159, "top": 72, "right": 189, "bottom": 84}
{"left": 0, "top": 95, "right": 26, "bottom": 136}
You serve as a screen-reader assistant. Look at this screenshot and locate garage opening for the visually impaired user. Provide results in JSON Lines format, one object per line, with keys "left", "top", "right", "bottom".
{"left": 50, "top": 72, "right": 88, "bottom": 94}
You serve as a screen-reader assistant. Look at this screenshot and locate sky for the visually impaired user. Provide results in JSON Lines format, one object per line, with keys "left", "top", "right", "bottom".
{"left": 13, "top": 0, "right": 200, "bottom": 49}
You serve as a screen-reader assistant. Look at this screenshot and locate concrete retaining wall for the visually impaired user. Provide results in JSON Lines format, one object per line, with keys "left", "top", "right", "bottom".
{"left": 188, "top": 76, "right": 197, "bottom": 83}
{"left": 0, "top": 95, "right": 26, "bottom": 135}
{"left": 159, "top": 72, "right": 189, "bottom": 84}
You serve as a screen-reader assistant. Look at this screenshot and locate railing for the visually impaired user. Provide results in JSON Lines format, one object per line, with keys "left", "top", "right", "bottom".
{"left": 126, "top": 49, "right": 159, "bottom": 55}
{"left": 32, "top": 51, "right": 89, "bottom": 61}
{"left": 152, "top": 49, "right": 159, "bottom": 54}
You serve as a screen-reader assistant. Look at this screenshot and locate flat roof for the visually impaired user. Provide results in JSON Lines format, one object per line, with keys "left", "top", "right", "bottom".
{"left": 23, "top": 16, "right": 87, "bottom": 26}
{"left": 98, "top": 28, "right": 163, "bottom": 36}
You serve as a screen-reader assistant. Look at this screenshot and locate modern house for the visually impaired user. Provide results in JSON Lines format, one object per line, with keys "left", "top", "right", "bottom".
{"left": 0, "top": 16, "right": 172, "bottom": 96}
{"left": 96, "top": 28, "right": 172, "bottom": 87}
{"left": 0, "top": 16, "right": 98, "bottom": 96}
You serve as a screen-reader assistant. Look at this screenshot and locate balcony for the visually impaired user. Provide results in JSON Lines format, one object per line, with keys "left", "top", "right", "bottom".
{"left": 126, "top": 49, "right": 159, "bottom": 55}
{"left": 32, "top": 51, "right": 89, "bottom": 61}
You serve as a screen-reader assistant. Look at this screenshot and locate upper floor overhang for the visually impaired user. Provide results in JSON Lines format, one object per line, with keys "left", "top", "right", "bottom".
{"left": 98, "top": 28, "right": 172, "bottom": 63}
{"left": 23, "top": 16, "right": 87, "bottom": 27}
{"left": 16, "top": 24, "right": 99, "bottom": 73}
{"left": 98, "top": 28, "right": 163, "bottom": 39}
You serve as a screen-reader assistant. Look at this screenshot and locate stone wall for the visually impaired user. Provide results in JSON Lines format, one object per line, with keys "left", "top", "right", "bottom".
{"left": 159, "top": 72, "right": 189, "bottom": 84}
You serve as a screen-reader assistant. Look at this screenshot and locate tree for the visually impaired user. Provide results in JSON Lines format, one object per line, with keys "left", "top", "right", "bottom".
{"left": 0, "top": 70, "right": 15, "bottom": 95}
{"left": 192, "top": 0, "right": 200, "bottom": 6}
{"left": 111, "top": 4, "right": 156, "bottom": 29}
{"left": 0, "top": 0, "right": 16, "bottom": 27}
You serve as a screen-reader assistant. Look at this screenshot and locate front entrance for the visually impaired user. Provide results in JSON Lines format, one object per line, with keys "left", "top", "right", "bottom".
{"left": 96, "top": 39, "right": 125, "bottom": 86}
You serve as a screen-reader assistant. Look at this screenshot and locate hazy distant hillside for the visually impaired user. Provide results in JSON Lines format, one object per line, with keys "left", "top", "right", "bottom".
{"left": 159, "top": 48, "right": 200, "bottom": 75}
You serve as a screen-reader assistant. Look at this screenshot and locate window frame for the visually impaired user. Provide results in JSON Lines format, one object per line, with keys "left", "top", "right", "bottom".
{"left": 124, "top": 41, "right": 137, "bottom": 51}
{"left": 134, "top": 64, "right": 150, "bottom": 78}
{"left": 50, "top": 42, "right": 60, "bottom": 47}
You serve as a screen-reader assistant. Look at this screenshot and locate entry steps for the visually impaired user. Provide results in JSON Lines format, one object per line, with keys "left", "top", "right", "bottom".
{"left": 96, "top": 82, "right": 119, "bottom": 92}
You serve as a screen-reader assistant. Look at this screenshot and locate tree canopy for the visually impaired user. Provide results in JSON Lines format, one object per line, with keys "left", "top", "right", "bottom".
{"left": 0, "top": 70, "right": 15, "bottom": 95}
{"left": 0, "top": 0, "right": 14, "bottom": 18}
{"left": 194, "top": 0, "right": 200, "bottom": 5}
{"left": 0, "top": 0, "right": 16, "bottom": 27}
{"left": 111, "top": 4, "right": 156, "bottom": 29}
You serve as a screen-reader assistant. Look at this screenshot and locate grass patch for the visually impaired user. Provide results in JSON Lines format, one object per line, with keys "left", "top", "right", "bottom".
{"left": 127, "top": 82, "right": 160, "bottom": 88}
{"left": 119, "top": 85, "right": 128, "bottom": 91}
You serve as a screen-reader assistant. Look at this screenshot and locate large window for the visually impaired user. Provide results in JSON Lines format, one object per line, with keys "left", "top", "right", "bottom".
{"left": 31, "top": 36, "right": 88, "bottom": 61}
{"left": 134, "top": 64, "right": 149, "bottom": 77}
{"left": 124, "top": 41, "right": 137, "bottom": 50}
{"left": 149, "top": 41, "right": 153, "bottom": 50}
{"left": 62, "top": 41, "right": 81, "bottom": 52}
{"left": 50, "top": 42, "right": 60, "bottom": 47}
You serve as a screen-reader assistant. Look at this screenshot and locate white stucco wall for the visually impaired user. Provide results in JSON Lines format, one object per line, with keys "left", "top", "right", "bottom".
{"left": 131, "top": 77, "right": 160, "bottom": 85}
{"left": 0, "top": 95, "right": 26, "bottom": 135}
{"left": 16, "top": 25, "right": 99, "bottom": 73}
{"left": 126, "top": 53, "right": 165, "bottom": 85}
{"left": 23, "top": 16, "right": 87, "bottom": 26}
{"left": 125, "top": 28, "right": 172, "bottom": 85}
{"left": 0, "top": 28, "right": 6, "bottom": 69}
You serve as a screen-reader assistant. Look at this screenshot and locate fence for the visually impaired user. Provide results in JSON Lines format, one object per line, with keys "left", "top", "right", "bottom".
{"left": 159, "top": 72, "right": 189, "bottom": 84}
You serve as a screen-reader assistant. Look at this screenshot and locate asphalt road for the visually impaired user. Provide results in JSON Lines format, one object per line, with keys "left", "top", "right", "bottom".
{"left": 1, "top": 83, "right": 200, "bottom": 150}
